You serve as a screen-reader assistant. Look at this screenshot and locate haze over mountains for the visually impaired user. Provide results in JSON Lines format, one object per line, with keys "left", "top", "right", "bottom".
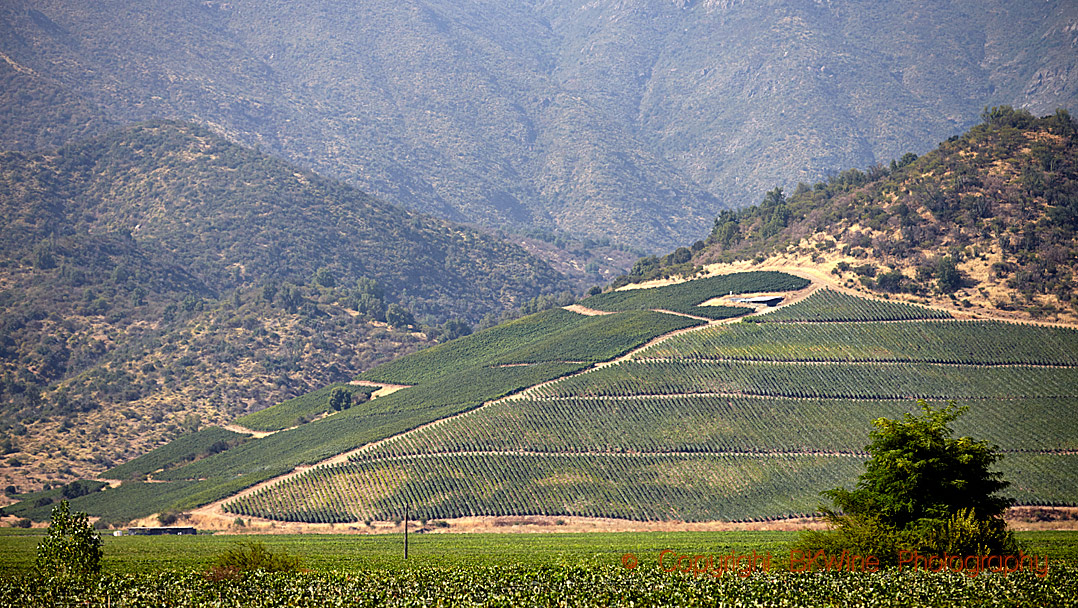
{"left": 2, "top": 0, "right": 1075, "bottom": 249}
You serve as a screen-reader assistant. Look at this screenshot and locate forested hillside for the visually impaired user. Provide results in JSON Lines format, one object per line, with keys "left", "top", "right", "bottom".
{"left": 0, "top": 121, "right": 571, "bottom": 492}
{"left": 627, "top": 109, "right": 1078, "bottom": 324}
{"left": 1, "top": 0, "right": 1075, "bottom": 249}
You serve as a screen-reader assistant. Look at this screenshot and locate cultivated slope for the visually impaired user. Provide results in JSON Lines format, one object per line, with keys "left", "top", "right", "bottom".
{"left": 628, "top": 109, "right": 1078, "bottom": 325}
{"left": 6, "top": 271, "right": 1075, "bottom": 527}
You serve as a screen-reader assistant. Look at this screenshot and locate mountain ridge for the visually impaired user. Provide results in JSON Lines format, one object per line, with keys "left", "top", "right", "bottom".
{"left": 2, "top": 0, "right": 1075, "bottom": 249}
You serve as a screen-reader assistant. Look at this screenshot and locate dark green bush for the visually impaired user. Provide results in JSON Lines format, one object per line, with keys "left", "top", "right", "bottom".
{"left": 212, "top": 541, "right": 301, "bottom": 575}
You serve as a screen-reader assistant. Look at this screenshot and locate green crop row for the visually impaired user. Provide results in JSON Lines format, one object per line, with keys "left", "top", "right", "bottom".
{"left": 361, "top": 396, "right": 1078, "bottom": 458}
{"left": 227, "top": 452, "right": 1078, "bottom": 524}
{"left": 4, "top": 564, "right": 1076, "bottom": 607}
{"left": 749, "top": 288, "right": 953, "bottom": 322}
{"left": 103, "top": 427, "right": 249, "bottom": 480}
{"left": 3, "top": 480, "right": 200, "bottom": 523}
{"left": 0, "top": 480, "right": 108, "bottom": 520}
{"left": 531, "top": 360, "right": 1078, "bottom": 400}
{"left": 358, "top": 309, "right": 702, "bottom": 386}
{"left": 234, "top": 383, "right": 377, "bottom": 432}
{"left": 636, "top": 319, "right": 1078, "bottom": 366}
{"left": 357, "top": 309, "right": 590, "bottom": 385}
{"left": 228, "top": 452, "right": 868, "bottom": 522}
{"left": 151, "top": 362, "right": 586, "bottom": 483}
{"left": 580, "top": 271, "right": 809, "bottom": 318}
{"left": 9, "top": 360, "right": 589, "bottom": 522}
{"left": 490, "top": 311, "right": 702, "bottom": 365}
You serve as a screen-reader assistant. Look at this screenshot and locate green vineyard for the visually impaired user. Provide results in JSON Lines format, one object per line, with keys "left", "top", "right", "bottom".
{"left": 219, "top": 279, "right": 1078, "bottom": 524}
{"left": 225, "top": 452, "right": 871, "bottom": 522}
{"left": 11, "top": 271, "right": 1076, "bottom": 524}
{"left": 355, "top": 396, "right": 1078, "bottom": 456}
{"left": 359, "top": 309, "right": 703, "bottom": 385}
{"left": 224, "top": 451, "right": 1078, "bottom": 523}
{"left": 579, "top": 271, "right": 809, "bottom": 319}
{"left": 530, "top": 360, "right": 1078, "bottom": 400}
{"left": 103, "top": 427, "right": 250, "bottom": 480}
{"left": 235, "top": 383, "right": 378, "bottom": 432}
{"left": 748, "top": 288, "right": 953, "bottom": 322}
{"left": 636, "top": 319, "right": 1078, "bottom": 365}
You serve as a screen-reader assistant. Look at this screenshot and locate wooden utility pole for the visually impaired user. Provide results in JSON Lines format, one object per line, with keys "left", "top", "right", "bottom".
{"left": 404, "top": 506, "right": 409, "bottom": 560}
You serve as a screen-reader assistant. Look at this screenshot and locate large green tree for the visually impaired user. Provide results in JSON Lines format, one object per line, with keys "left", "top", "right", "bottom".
{"left": 36, "top": 500, "right": 103, "bottom": 577}
{"left": 800, "top": 400, "right": 1016, "bottom": 561}
{"left": 825, "top": 400, "right": 1011, "bottom": 527}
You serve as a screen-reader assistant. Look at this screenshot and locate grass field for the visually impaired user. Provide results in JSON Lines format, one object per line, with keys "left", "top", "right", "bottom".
{"left": 1, "top": 530, "right": 1075, "bottom": 575}
{"left": 1, "top": 531, "right": 1075, "bottom": 606}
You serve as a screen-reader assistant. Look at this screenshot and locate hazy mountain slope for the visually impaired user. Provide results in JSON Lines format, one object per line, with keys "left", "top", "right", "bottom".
{"left": 0, "top": 121, "right": 571, "bottom": 492}
{"left": 0, "top": 121, "right": 568, "bottom": 321}
{"left": 0, "top": 1, "right": 1075, "bottom": 250}
{"left": 0, "top": 0, "right": 720, "bottom": 250}
{"left": 540, "top": 0, "right": 1078, "bottom": 211}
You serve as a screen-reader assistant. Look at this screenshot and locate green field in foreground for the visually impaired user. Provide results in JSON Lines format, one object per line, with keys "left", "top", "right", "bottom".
{"left": 1, "top": 530, "right": 1075, "bottom": 576}
{"left": 1, "top": 531, "right": 1075, "bottom": 607}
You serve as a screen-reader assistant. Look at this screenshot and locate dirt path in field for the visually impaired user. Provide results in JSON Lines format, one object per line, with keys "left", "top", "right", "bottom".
{"left": 648, "top": 308, "right": 716, "bottom": 321}
{"left": 221, "top": 424, "right": 276, "bottom": 438}
{"left": 626, "top": 356, "right": 1078, "bottom": 369}
{"left": 707, "top": 262, "right": 1078, "bottom": 329}
{"left": 216, "top": 381, "right": 413, "bottom": 440}
{"left": 563, "top": 304, "right": 616, "bottom": 316}
{"left": 349, "top": 380, "right": 412, "bottom": 398}
{"left": 183, "top": 505, "right": 1078, "bottom": 536}
{"left": 187, "top": 380, "right": 416, "bottom": 518}
{"left": 494, "top": 303, "right": 778, "bottom": 404}
{"left": 521, "top": 391, "right": 1062, "bottom": 403}
{"left": 362, "top": 448, "right": 870, "bottom": 459}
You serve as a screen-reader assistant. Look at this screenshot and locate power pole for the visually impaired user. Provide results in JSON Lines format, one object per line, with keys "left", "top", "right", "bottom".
{"left": 404, "top": 506, "right": 409, "bottom": 560}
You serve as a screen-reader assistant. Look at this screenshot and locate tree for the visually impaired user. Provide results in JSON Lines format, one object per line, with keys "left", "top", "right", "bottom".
{"left": 385, "top": 303, "right": 414, "bottom": 328}
{"left": 36, "top": 500, "right": 103, "bottom": 577}
{"left": 328, "top": 387, "right": 352, "bottom": 412}
{"left": 798, "top": 400, "right": 1016, "bottom": 562}
{"left": 278, "top": 283, "right": 303, "bottom": 313}
{"left": 312, "top": 266, "right": 336, "bottom": 288}
{"left": 826, "top": 401, "right": 1011, "bottom": 527}
{"left": 936, "top": 256, "right": 962, "bottom": 293}
{"left": 441, "top": 318, "right": 472, "bottom": 341}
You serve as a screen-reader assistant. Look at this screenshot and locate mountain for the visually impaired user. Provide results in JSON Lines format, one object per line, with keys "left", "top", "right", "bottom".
{"left": 1, "top": 0, "right": 1076, "bottom": 250}
{"left": 625, "top": 108, "right": 1078, "bottom": 325}
{"left": 0, "top": 121, "right": 572, "bottom": 493}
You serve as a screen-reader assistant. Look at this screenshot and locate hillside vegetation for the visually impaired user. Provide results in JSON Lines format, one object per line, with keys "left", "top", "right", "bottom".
{"left": 1, "top": 1, "right": 1075, "bottom": 249}
{"left": 2, "top": 272, "right": 803, "bottom": 523}
{"left": 0, "top": 121, "right": 571, "bottom": 494}
{"left": 627, "top": 109, "right": 1078, "bottom": 324}
{"left": 224, "top": 285, "right": 1078, "bottom": 523}
{"left": 8, "top": 271, "right": 1075, "bottom": 527}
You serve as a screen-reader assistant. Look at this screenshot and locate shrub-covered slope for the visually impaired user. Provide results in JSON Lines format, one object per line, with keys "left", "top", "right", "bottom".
{"left": 628, "top": 109, "right": 1078, "bottom": 323}
{"left": 0, "top": 121, "right": 570, "bottom": 493}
